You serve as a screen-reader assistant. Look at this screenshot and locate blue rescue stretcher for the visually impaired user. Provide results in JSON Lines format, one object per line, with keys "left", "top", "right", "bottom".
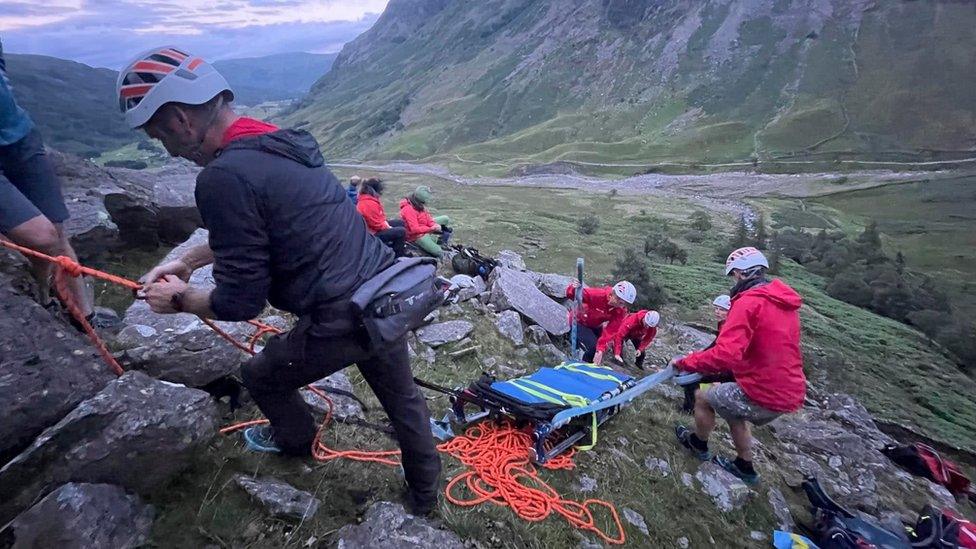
{"left": 418, "top": 363, "right": 675, "bottom": 464}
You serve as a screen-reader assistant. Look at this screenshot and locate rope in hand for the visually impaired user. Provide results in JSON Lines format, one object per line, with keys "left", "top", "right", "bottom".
{"left": 3, "top": 239, "right": 624, "bottom": 542}
{"left": 438, "top": 420, "right": 626, "bottom": 545}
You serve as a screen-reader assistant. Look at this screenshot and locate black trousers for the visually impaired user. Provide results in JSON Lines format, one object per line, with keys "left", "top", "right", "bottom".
{"left": 240, "top": 318, "right": 442, "bottom": 502}
{"left": 376, "top": 219, "right": 407, "bottom": 257}
{"left": 576, "top": 325, "right": 601, "bottom": 363}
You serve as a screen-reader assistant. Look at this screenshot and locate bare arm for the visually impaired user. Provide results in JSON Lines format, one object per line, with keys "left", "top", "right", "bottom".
{"left": 180, "top": 244, "right": 215, "bottom": 270}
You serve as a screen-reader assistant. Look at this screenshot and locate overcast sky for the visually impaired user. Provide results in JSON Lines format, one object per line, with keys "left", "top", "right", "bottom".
{"left": 0, "top": 0, "right": 389, "bottom": 69}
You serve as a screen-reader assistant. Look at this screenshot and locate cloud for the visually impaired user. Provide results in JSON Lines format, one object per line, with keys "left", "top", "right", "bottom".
{"left": 0, "top": 0, "right": 387, "bottom": 68}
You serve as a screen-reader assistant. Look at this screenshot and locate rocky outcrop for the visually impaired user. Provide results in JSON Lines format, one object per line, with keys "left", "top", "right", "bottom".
{"left": 695, "top": 462, "right": 753, "bottom": 512}
{"left": 301, "top": 371, "right": 366, "bottom": 422}
{"left": 416, "top": 320, "right": 474, "bottom": 347}
{"left": 336, "top": 501, "right": 463, "bottom": 549}
{"left": 0, "top": 371, "right": 217, "bottom": 523}
{"left": 494, "top": 310, "right": 525, "bottom": 345}
{"left": 0, "top": 272, "right": 114, "bottom": 465}
{"left": 488, "top": 267, "right": 569, "bottom": 335}
{"left": 5, "top": 483, "right": 154, "bottom": 549}
{"left": 118, "top": 229, "right": 253, "bottom": 387}
{"left": 495, "top": 250, "right": 526, "bottom": 271}
{"left": 234, "top": 475, "right": 320, "bottom": 521}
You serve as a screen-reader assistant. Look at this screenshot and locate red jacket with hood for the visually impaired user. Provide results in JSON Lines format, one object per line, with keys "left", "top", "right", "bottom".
{"left": 598, "top": 310, "right": 658, "bottom": 354}
{"left": 676, "top": 279, "right": 805, "bottom": 413}
{"left": 566, "top": 285, "right": 627, "bottom": 330}
{"left": 357, "top": 194, "right": 390, "bottom": 234}
{"left": 399, "top": 198, "right": 437, "bottom": 241}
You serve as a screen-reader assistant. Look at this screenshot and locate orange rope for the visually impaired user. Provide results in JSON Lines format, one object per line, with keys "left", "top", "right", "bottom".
{"left": 438, "top": 420, "right": 626, "bottom": 545}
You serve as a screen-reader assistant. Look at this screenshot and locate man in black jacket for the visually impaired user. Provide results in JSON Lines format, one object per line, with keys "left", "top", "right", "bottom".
{"left": 118, "top": 47, "right": 441, "bottom": 513}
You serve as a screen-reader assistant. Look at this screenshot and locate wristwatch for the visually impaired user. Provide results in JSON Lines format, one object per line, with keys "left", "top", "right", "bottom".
{"left": 170, "top": 291, "right": 185, "bottom": 313}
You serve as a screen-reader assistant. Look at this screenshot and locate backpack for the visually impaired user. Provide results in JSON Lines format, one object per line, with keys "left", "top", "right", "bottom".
{"left": 350, "top": 257, "right": 446, "bottom": 344}
{"left": 908, "top": 506, "right": 976, "bottom": 548}
{"left": 803, "top": 477, "right": 912, "bottom": 549}
{"left": 882, "top": 444, "right": 972, "bottom": 496}
{"left": 450, "top": 245, "right": 498, "bottom": 278}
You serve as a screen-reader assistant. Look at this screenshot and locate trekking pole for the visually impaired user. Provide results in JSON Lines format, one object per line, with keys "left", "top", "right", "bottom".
{"left": 570, "top": 257, "right": 584, "bottom": 361}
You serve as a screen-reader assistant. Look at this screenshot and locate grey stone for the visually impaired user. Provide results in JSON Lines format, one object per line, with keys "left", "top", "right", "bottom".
{"left": 541, "top": 343, "right": 568, "bottom": 364}
{"left": 495, "top": 250, "right": 526, "bottom": 271}
{"left": 536, "top": 273, "right": 576, "bottom": 299}
{"left": 750, "top": 531, "right": 767, "bottom": 541}
{"left": 672, "top": 324, "right": 715, "bottom": 350}
{"left": 450, "top": 274, "right": 486, "bottom": 302}
{"left": 234, "top": 475, "right": 320, "bottom": 521}
{"left": 577, "top": 474, "right": 598, "bottom": 493}
{"left": 0, "top": 371, "right": 218, "bottom": 523}
{"left": 336, "top": 501, "right": 463, "bottom": 549}
{"left": 422, "top": 309, "right": 441, "bottom": 324}
{"left": 416, "top": 320, "right": 474, "bottom": 347}
{"left": 119, "top": 230, "right": 249, "bottom": 387}
{"left": 678, "top": 537, "right": 690, "bottom": 548}
{"left": 681, "top": 473, "right": 694, "bottom": 488}
{"left": 525, "top": 324, "right": 551, "bottom": 346}
{"left": 695, "top": 461, "right": 753, "bottom": 512}
{"left": 767, "top": 487, "right": 795, "bottom": 531}
{"left": 488, "top": 267, "right": 569, "bottom": 335}
{"left": 495, "top": 310, "right": 524, "bottom": 345}
{"left": 301, "top": 371, "right": 365, "bottom": 422}
{"left": 497, "top": 363, "right": 527, "bottom": 378}
{"left": 622, "top": 508, "right": 649, "bottom": 536}
{"left": 482, "top": 356, "right": 499, "bottom": 369}
{"left": 0, "top": 273, "right": 114, "bottom": 465}
{"left": 644, "top": 457, "right": 671, "bottom": 478}
{"left": 7, "top": 483, "right": 154, "bottom": 549}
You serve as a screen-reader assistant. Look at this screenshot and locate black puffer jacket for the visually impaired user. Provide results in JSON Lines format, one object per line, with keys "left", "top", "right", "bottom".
{"left": 195, "top": 129, "right": 393, "bottom": 331}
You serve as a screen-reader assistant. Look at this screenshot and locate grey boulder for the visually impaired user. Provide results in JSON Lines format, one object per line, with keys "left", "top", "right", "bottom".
{"left": 0, "top": 371, "right": 218, "bottom": 523}
{"left": 301, "top": 371, "right": 366, "bottom": 422}
{"left": 495, "top": 310, "right": 525, "bottom": 345}
{"left": 488, "top": 268, "right": 569, "bottom": 335}
{"left": 416, "top": 320, "right": 474, "bottom": 347}
{"left": 495, "top": 250, "right": 526, "bottom": 271}
{"left": 336, "top": 501, "right": 463, "bottom": 549}
{"left": 695, "top": 461, "right": 753, "bottom": 512}
{"left": 234, "top": 475, "right": 320, "bottom": 521}
{"left": 6, "top": 483, "right": 154, "bottom": 549}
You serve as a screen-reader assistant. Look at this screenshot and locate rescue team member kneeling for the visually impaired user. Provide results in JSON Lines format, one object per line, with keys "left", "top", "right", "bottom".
{"left": 120, "top": 48, "right": 441, "bottom": 514}
{"left": 593, "top": 309, "right": 659, "bottom": 369}
{"left": 566, "top": 281, "right": 635, "bottom": 363}
{"left": 671, "top": 247, "right": 805, "bottom": 485}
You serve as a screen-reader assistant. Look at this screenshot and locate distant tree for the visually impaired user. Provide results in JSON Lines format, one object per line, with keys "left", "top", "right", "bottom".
{"left": 643, "top": 231, "right": 667, "bottom": 256}
{"left": 826, "top": 270, "right": 873, "bottom": 308}
{"left": 906, "top": 309, "right": 947, "bottom": 337}
{"left": 683, "top": 230, "right": 705, "bottom": 243}
{"left": 937, "top": 321, "right": 976, "bottom": 371}
{"left": 767, "top": 231, "right": 782, "bottom": 274}
{"left": 857, "top": 220, "right": 884, "bottom": 261}
{"left": 608, "top": 189, "right": 618, "bottom": 199}
{"left": 577, "top": 214, "right": 600, "bottom": 235}
{"left": 658, "top": 240, "right": 688, "bottom": 265}
{"left": 612, "top": 248, "right": 667, "bottom": 309}
{"left": 732, "top": 214, "right": 750, "bottom": 249}
{"left": 689, "top": 211, "right": 713, "bottom": 232}
{"left": 754, "top": 212, "right": 769, "bottom": 250}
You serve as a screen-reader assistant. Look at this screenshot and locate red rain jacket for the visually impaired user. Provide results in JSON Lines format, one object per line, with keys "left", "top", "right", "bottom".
{"left": 399, "top": 198, "right": 437, "bottom": 242}
{"left": 566, "top": 285, "right": 627, "bottom": 330}
{"left": 356, "top": 194, "right": 390, "bottom": 234}
{"left": 598, "top": 310, "right": 658, "bottom": 354}
{"left": 220, "top": 117, "right": 279, "bottom": 148}
{"left": 677, "top": 279, "right": 805, "bottom": 413}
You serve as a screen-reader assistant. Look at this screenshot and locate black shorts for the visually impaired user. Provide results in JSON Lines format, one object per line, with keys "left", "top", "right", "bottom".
{"left": 0, "top": 129, "right": 69, "bottom": 233}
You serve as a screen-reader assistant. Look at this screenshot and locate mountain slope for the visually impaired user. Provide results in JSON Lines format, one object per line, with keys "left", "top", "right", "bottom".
{"left": 214, "top": 52, "right": 337, "bottom": 106}
{"left": 4, "top": 54, "right": 131, "bottom": 156}
{"left": 286, "top": 0, "right": 976, "bottom": 165}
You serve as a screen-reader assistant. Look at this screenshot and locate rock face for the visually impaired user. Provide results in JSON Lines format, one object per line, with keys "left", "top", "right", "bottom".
{"left": 0, "top": 273, "right": 115, "bottom": 465}
{"left": 535, "top": 273, "right": 576, "bottom": 299}
{"left": 0, "top": 371, "right": 218, "bottom": 523}
{"left": 695, "top": 462, "right": 753, "bottom": 512}
{"left": 336, "top": 501, "right": 464, "bottom": 549}
{"left": 495, "top": 250, "right": 526, "bottom": 271}
{"left": 301, "top": 371, "right": 366, "bottom": 422}
{"left": 234, "top": 475, "right": 320, "bottom": 521}
{"left": 448, "top": 274, "right": 486, "bottom": 302}
{"left": 119, "top": 229, "right": 252, "bottom": 387}
{"left": 494, "top": 310, "right": 525, "bottom": 345}
{"left": 416, "top": 320, "right": 474, "bottom": 347}
{"left": 488, "top": 268, "right": 569, "bottom": 335}
{"left": 6, "top": 483, "right": 154, "bottom": 549}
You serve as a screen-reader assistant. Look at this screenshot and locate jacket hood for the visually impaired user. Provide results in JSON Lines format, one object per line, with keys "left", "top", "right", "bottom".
{"left": 359, "top": 193, "right": 380, "bottom": 204}
{"left": 224, "top": 129, "right": 325, "bottom": 168}
{"left": 735, "top": 279, "right": 802, "bottom": 310}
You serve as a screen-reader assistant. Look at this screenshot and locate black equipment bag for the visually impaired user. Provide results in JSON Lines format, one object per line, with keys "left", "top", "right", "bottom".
{"left": 802, "top": 477, "right": 912, "bottom": 549}
{"left": 451, "top": 245, "right": 498, "bottom": 278}
{"left": 351, "top": 257, "right": 444, "bottom": 344}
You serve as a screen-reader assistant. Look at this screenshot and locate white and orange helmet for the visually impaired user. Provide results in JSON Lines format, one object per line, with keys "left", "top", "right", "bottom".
{"left": 116, "top": 47, "right": 233, "bottom": 128}
{"left": 724, "top": 247, "right": 768, "bottom": 276}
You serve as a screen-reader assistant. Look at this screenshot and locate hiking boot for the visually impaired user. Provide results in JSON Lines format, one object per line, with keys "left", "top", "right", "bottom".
{"left": 243, "top": 424, "right": 283, "bottom": 454}
{"left": 405, "top": 489, "right": 438, "bottom": 516}
{"left": 675, "top": 425, "right": 711, "bottom": 461}
{"left": 713, "top": 455, "right": 759, "bottom": 485}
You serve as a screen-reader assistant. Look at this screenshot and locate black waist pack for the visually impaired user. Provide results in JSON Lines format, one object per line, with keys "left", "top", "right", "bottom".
{"left": 351, "top": 257, "right": 445, "bottom": 344}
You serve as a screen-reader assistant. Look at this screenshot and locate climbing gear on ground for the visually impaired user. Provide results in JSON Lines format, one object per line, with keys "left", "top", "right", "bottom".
{"left": 802, "top": 477, "right": 912, "bottom": 549}
{"left": 450, "top": 244, "right": 498, "bottom": 278}
{"left": 713, "top": 294, "right": 732, "bottom": 310}
{"left": 643, "top": 310, "right": 660, "bottom": 327}
{"left": 908, "top": 505, "right": 976, "bottom": 548}
{"left": 116, "top": 46, "right": 233, "bottom": 128}
{"left": 350, "top": 256, "right": 443, "bottom": 344}
{"left": 725, "top": 246, "right": 769, "bottom": 275}
{"left": 612, "top": 280, "right": 636, "bottom": 304}
{"left": 243, "top": 424, "right": 283, "bottom": 454}
{"left": 675, "top": 425, "right": 711, "bottom": 460}
{"left": 773, "top": 530, "right": 819, "bottom": 549}
{"left": 882, "top": 443, "right": 972, "bottom": 496}
{"left": 713, "top": 455, "right": 759, "bottom": 485}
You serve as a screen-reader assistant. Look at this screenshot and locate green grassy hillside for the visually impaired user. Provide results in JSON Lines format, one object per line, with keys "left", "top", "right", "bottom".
{"left": 286, "top": 0, "right": 976, "bottom": 169}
